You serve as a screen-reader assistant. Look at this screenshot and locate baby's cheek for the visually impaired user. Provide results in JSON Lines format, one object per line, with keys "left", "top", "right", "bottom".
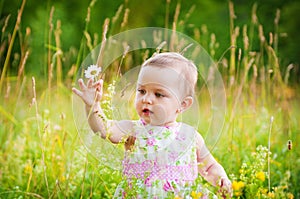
{"left": 153, "top": 105, "right": 167, "bottom": 121}
{"left": 134, "top": 101, "right": 141, "bottom": 112}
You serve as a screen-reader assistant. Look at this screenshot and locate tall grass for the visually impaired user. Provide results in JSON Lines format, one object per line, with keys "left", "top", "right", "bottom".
{"left": 0, "top": 0, "right": 299, "bottom": 198}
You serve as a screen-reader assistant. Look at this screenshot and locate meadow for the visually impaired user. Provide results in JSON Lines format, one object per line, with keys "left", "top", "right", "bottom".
{"left": 0, "top": 0, "right": 299, "bottom": 198}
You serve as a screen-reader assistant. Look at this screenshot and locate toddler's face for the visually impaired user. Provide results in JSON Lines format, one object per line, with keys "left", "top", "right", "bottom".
{"left": 134, "top": 66, "right": 185, "bottom": 126}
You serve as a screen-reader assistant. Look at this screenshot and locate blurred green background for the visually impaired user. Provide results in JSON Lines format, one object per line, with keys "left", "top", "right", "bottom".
{"left": 1, "top": 1, "right": 299, "bottom": 198}
{"left": 1, "top": 0, "right": 300, "bottom": 82}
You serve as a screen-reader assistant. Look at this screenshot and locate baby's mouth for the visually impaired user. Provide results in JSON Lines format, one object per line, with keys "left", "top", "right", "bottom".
{"left": 142, "top": 108, "right": 152, "bottom": 115}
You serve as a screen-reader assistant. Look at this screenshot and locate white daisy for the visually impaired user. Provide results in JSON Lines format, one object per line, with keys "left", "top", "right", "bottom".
{"left": 84, "top": 64, "right": 102, "bottom": 79}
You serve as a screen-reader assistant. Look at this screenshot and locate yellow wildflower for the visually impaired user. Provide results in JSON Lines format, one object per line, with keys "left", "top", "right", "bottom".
{"left": 256, "top": 171, "right": 266, "bottom": 182}
{"left": 261, "top": 188, "right": 268, "bottom": 194}
{"left": 281, "top": 185, "right": 288, "bottom": 190}
{"left": 232, "top": 181, "right": 245, "bottom": 191}
{"left": 60, "top": 175, "right": 66, "bottom": 182}
{"left": 234, "top": 191, "right": 242, "bottom": 197}
{"left": 268, "top": 192, "right": 275, "bottom": 198}
{"left": 24, "top": 163, "right": 32, "bottom": 174}
{"left": 191, "top": 191, "right": 203, "bottom": 199}
{"left": 174, "top": 196, "right": 182, "bottom": 199}
{"left": 287, "top": 193, "right": 294, "bottom": 199}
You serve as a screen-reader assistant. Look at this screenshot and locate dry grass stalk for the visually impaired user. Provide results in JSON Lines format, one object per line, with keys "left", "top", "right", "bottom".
{"left": 73, "top": 0, "right": 96, "bottom": 83}
{"left": 284, "top": 64, "right": 294, "bottom": 85}
{"left": 15, "top": 26, "right": 31, "bottom": 95}
{"left": 112, "top": 5, "right": 124, "bottom": 24}
{"left": 48, "top": 6, "right": 55, "bottom": 103}
{"left": 0, "top": 0, "right": 26, "bottom": 93}
{"left": 268, "top": 116, "right": 274, "bottom": 193}
{"left": 1, "top": 14, "right": 11, "bottom": 41}
{"left": 180, "top": 43, "right": 193, "bottom": 55}
{"left": 182, "top": 5, "right": 195, "bottom": 25}
{"left": 193, "top": 28, "right": 200, "bottom": 42}
{"left": 269, "top": 32, "right": 273, "bottom": 46}
{"left": 243, "top": 25, "right": 249, "bottom": 53}
{"left": 117, "top": 43, "right": 130, "bottom": 77}
{"left": 228, "top": 1, "right": 238, "bottom": 87}
{"left": 274, "top": 9, "right": 280, "bottom": 54}
{"left": 156, "top": 41, "right": 167, "bottom": 54}
{"left": 164, "top": 0, "right": 171, "bottom": 41}
{"left": 229, "top": 27, "right": 239, "bottom": 87}
{"left": 249, "top": 3, "right": 258, "bottom": 50}
{"left": 250, "top": 63, "right": 258, "bottom": 107}
{"left": 31, "top": 76, "right": 50, "bottom": 197}
{"left": 54, "top": 20, "right": 63, "bottom": 86}
{"left": 86, "top": 7, "right": 91, "bottom": 24}
{"left": 173, "top": 3, "right": 181, "bottom": 30}
{"left": 121, "top": 8, "right": 130, "bottom": 29}
{"left": 97, "top": 18, "right": 110, "bottom": 70}
{"left": 170, "top": 2, "right": 181, "bottom": 51}
{"left": 84, "top": 31, "right": 93, "bottom": 52}
{"left": 16, "top": 50, "right": 29, "bottom": 88}
{"left": 209, "top": 33, "right": 217, "bottom": 58}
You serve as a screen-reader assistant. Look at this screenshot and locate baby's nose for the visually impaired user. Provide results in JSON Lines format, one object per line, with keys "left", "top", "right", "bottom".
{"left": 142, "top": 94, "right": 153, "bottom": 104}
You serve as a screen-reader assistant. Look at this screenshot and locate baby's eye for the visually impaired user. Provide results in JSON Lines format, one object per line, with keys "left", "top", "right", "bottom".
{"left": 137, "top": 89, "right": 146, "bottom": 94}
{"left": 155, "top": 92, "right": 164, "bottom": 98}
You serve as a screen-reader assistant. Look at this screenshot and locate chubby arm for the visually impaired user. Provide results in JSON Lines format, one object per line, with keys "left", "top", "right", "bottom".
{"left": 72, "top": 78, "right": 133, "bottom": 143}
{"left": 196, "top": 133, "right": 232, "bottom": 197}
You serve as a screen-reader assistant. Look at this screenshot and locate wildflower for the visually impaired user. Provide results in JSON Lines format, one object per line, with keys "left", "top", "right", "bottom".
{"left": 24, "top": 163, "right": 32, "bottom": 174}
{"left": 281, "top": 185, "right": 288, "bottom": 190}
{"left": 256, "top": 171, "right": 266, "bottom": 182}
{"left": 232, "top": 181, "right": 245, "bottom": 191}
{"left": 261, "top": 188, "right": 268, "bottom": 194}
{"left": 54, "top": 124, "right": 62, "bottom": 131}
{"left": 267, "top": 192, "right": 275, "bottom": 198}
{"left": 60, "top": 175, "right": 66, "bottom": 182}
{"left": 234, "top": 191, "right": 242, "bottom": 197}
{"left": 287, "top": 193, "right": 294, "bottom": 199}
{"left": 174, "top": 196, "right": 182, "bottom": 199}
{"left": 191, "top": 190, "right": 203, "bottom": 199}
{"left": 84, "top": 64, "right": 101, "bottom": 79}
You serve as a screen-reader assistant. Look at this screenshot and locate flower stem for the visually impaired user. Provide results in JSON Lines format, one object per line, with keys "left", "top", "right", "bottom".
{"left": 268, "top": 116, "right": 274, "bottom": 193}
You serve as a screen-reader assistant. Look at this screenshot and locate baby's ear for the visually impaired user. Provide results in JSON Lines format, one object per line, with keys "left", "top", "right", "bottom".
{"left": 180, "top": 96, "right": 193, "bottom": 112}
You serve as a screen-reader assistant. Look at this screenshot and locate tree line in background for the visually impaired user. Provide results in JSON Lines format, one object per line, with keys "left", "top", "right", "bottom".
{"left": 1, "top": 0, "right": 299, "bottom": 83}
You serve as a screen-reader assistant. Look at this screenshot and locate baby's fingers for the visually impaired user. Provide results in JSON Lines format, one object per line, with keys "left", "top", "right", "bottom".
{"left": 219, "top": 178, "right": 233, "bottom": 198}
{"left": 87, "top": 78, "right": 94, "bottom": 88}
{"left": 94, "top": 80, "right": 103, "bottom": 101}
{"left": 72, "top": 87, "right": 83, "bottom": 97}
{"left": 93, "top": 79, "right": 103, "bottom": 91}
{"left": 78, "top": 78, "right": 87, "bottom": 90}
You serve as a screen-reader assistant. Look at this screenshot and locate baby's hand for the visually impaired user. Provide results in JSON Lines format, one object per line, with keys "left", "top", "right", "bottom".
{"left": 219, "top": 177, "right": 232, "bottom": 198}
{"left": 72, "top": 78, "right": 103, "bottom": 107}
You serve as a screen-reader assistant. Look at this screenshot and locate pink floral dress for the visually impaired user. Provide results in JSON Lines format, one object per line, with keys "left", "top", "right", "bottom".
{"left": 113, "top": 120, "right": 216, "bottom": 199}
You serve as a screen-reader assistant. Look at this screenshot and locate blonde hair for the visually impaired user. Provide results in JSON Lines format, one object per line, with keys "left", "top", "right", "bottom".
{"left": 142, "top": 52, "right": 198, "bottom": 96}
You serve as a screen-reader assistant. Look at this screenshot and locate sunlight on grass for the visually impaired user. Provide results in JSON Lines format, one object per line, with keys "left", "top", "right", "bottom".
{"left": 0, "top": 0, "right": 299, "bottom": 198}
